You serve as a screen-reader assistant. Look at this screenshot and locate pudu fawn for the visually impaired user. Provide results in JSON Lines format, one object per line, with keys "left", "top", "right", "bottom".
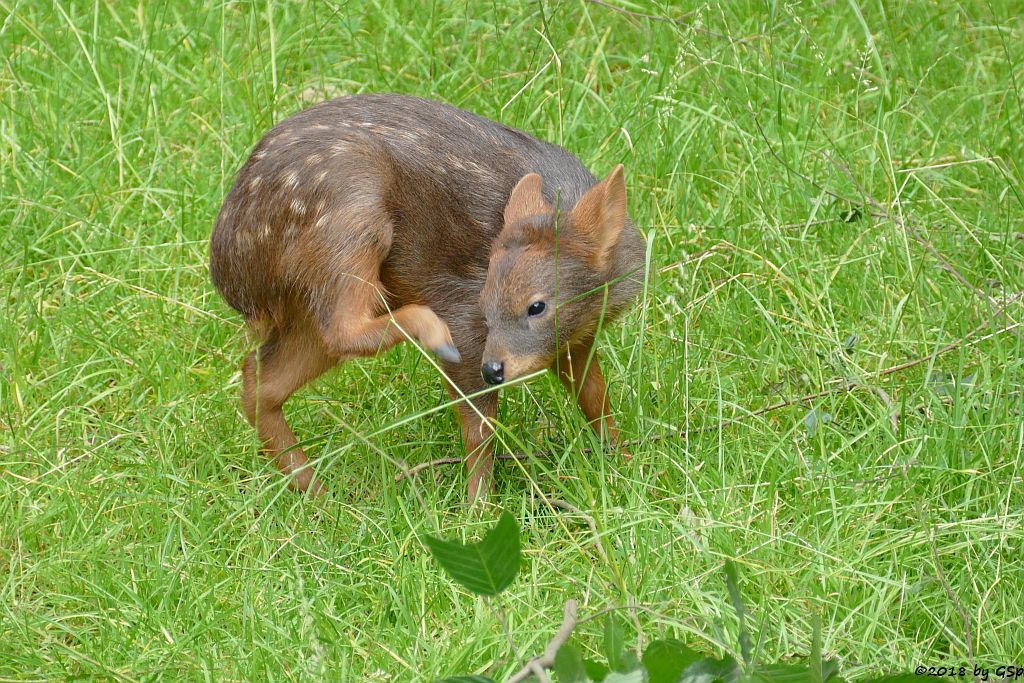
{"left": 210, "top": 94, "right": 645, "bottom": 500}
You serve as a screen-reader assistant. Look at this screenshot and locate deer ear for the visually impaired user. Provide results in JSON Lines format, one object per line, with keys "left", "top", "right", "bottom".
{"left": 504, "top": 173, "right": 553, "bottom": 226}
{"left": 571, "top": 164, "right": 627, "bottom": 269}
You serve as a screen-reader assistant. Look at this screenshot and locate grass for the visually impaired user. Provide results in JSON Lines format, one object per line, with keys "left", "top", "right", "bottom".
{"left": 1, "top": 0, "right": 1022, "bottom": 679}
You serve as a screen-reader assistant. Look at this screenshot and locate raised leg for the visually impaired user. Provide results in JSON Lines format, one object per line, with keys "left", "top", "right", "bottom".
{"left": 242, "top": 324, "right": 337, "bottom": 494}
{"left": 320, "top": 276, "right": 458, "bottom": 363}
{"left": 553, "top": 342, "right": 619, "bottom": 445}
{"left": 327, "top": 303, "right": 459, "bottom": 361}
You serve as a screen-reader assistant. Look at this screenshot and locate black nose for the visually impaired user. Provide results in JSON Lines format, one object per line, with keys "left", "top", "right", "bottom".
{"left": 481, "top": 361, "right": 505, "bottom": 385}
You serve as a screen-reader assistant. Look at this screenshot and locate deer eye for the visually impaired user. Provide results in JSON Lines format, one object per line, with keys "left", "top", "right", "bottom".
{"left": 527, "top": 301, "right": 546, "bottom": 317}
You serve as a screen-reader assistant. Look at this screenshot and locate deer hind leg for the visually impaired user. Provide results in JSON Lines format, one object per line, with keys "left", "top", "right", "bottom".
{"left": 242, "top": 321, "right": 336, "bottom": 495}
{"left": 293, "top": 204, "right": 460, "bottom": 363}
{"left": 316, "top": 268, "right": 459, "bottom": 364}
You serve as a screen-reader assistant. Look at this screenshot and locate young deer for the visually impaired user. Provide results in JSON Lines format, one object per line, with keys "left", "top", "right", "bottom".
{"left": 210, "top": 94, "right": 645, "bottom": 500}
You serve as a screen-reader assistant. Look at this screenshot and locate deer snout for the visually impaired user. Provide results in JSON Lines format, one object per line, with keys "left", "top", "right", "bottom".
{"left": 481, "top": 360, "right": 505, "bottom": 385}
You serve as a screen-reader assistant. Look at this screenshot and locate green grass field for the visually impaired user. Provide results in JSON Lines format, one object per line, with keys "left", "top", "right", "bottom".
{"left": 2, "top": 0, "right": 1023, "bottom": 679}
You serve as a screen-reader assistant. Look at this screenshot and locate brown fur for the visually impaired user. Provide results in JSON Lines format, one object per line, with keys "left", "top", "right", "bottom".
{"left": 210, "top": 94, "right": 645, "bottom": 500}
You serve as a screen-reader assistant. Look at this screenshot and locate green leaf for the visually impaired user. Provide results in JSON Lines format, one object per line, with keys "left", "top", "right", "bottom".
{"left": 821, "top": 660, "right": 842, "bottom": 683}
{"left": 584, "top": 658, "right": 611, "bottom": 681}
{"left": 604, "top": 615, "right": 626, "bottom": 671}
{"left": 434, "top": 677, "right": 496, "bottom": 683}
{"left": 723, "top": 562, "right": 751, "bottom": 665}
{"left": 749, "top": 660, "right": 843, "bottom": 683}
{"left": 620, "top": 652, "right": 642, "bottom": 672}
{"left": 809, "top": 612, "right": 822, "bottom": 683}
{"left": 555, "top": 643, "right": 588, "bottom": 683}
{"left": 867, "top": 675, "right": 945, "bottom": 683}
{"left": 748, "top": 664, "right": 814, "bottom": 683}
{"left": 642, "top": 639, "right": 701, "bottom": 683}
{"left": 423, "top": 511, "right": 521, "bottom": 596}
{"left": 679, "top": 656, "right": 740, "bottom": 683}
{"left": 606, "top": 670, "right": 647, "bottom": 683}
